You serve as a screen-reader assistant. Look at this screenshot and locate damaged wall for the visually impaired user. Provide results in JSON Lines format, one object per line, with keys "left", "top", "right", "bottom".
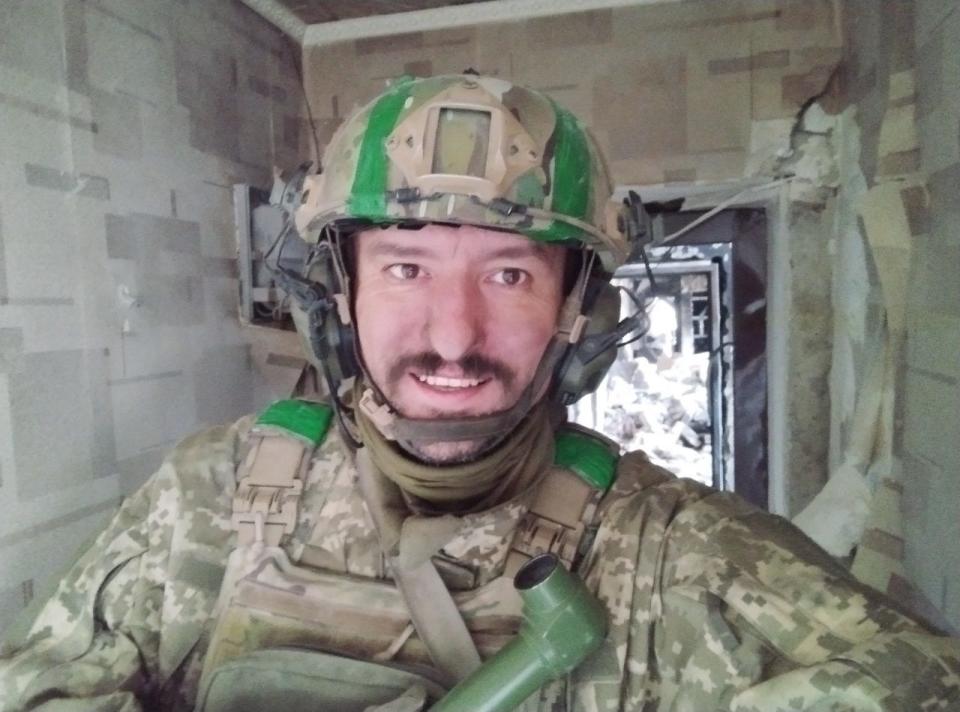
{"left": 905, "top": 0, "right": 960, "bottom": 630}
{"left": 795, "top": 0, "right": 959, "bottom": 631}
{"left": 0, "top": 0, "right": 305, "bottom": 634}
{"left": 899, "top": 0, "right": 960, "bottom": 631}
{"left": 301, "top": 0, "right": 845, "bottom": 513}
{"left": 845, "top": 0, "right": 960, "bottom": 631}
{"left": 782, "top": 199, "right": 836, "bottom": 511}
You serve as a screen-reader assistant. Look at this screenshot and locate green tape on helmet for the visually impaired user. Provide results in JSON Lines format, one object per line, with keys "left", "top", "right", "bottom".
{"left": 348, "top": 78, "right": 414, "bottom": 218}
{"left": 297, "top": 74, "right": 628, "bottom": 269}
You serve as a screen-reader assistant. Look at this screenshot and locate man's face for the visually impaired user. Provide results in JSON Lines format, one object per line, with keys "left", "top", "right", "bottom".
{"left": 354, "top": 223, "right": 567, "bottom": 464}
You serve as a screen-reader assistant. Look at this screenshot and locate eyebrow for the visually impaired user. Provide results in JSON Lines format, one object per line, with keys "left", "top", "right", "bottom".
{"left": 366, "top": 239, "right": 559, "bottom": 266}
{"left": 483, "top": 243, "right": 557, "bottom": 263}
{"left": 366, "top": 242, "right": 433, "bottom": 259}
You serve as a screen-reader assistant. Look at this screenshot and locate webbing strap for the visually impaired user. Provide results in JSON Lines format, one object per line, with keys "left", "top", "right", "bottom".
{"left": 356, "top": 448, "right": 482, "bottom": 685}
{"left": 391, "top": 558, "right": 481, "bottom": 683}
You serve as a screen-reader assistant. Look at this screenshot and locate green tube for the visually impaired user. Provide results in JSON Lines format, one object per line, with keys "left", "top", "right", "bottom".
{"left": 430, "top": 554, "right": 607, "bottom": 712}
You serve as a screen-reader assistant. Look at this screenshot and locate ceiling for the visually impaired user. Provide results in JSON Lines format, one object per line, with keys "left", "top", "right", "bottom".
{"left": 248, "top": 0, "right": 679, "bottom": 47}
{"left": 271, "top": 0, "right": 495, "bottom": 25}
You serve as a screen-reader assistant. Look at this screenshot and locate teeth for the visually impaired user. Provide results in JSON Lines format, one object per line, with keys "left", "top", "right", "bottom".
{"left": 417, "top": 374, "right": 483, "bottom": 388}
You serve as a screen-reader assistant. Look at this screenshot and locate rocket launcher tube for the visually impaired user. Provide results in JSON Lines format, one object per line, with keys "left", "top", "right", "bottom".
{"left": 430, "top": 553, "right": 608, "bottom": 712}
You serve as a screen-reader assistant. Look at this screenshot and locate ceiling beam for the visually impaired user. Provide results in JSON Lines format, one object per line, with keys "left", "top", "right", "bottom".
{"left": 304, "top": 0, "right": 685, "bottom": 46}
{"left": 239, "top": 0, "right": 685, "bottom": 47}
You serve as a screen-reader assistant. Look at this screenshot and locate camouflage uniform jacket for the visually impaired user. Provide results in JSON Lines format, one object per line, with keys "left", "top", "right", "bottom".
{"left": 1, "top": 413, "right": 958, "bottom": 712}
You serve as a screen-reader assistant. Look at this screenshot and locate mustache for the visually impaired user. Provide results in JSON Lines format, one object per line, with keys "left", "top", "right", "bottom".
{"left": 387, "top": 351, "right": 516, "bottom": 390}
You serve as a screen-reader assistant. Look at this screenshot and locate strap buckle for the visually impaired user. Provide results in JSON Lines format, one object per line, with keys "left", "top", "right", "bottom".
{"left": 232, "top": 434, "right": 309, "bottom": 545}
{"left": 232, "top": 477, "right": 303, "bottom": 542}
{"left": 359, "top": 388, "right": 398, "bottom": 440}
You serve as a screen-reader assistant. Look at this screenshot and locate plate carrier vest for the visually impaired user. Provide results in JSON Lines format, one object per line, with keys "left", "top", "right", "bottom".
{"left": 196, "top": 400, "right": 618, "bottom": 711}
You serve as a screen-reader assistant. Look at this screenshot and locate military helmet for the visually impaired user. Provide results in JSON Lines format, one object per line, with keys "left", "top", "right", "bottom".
{"left": 295, "top": 74, "right": 629, "bottom": 272}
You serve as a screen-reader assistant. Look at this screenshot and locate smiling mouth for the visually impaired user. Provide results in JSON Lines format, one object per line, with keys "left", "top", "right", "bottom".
{"left": 413, "top": 373, "right": 490, "bottom": 390}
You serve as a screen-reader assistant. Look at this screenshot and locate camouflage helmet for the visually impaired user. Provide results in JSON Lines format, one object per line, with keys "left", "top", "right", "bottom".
{"left": 295, "top": 74, "right": 629, "bottom": 272}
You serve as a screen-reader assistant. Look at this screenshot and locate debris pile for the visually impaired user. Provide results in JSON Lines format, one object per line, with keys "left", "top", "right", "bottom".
{"left": 571, "top": 296, "right": 714, "bottom": 486}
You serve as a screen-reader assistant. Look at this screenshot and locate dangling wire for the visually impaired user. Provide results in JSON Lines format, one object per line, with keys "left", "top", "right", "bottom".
{"left": 262, "top": 216, "right": 292, "bottom": 268}
{"left": 614, "top": 284, "right": 652, "bottom": 349}
{"left": 637, "top": 243, "right": 658, "bottom": 296}
{"left": 657, "top": 177, "right": 792, "bottom": 245}
{"left": 620, "top": 190, "right": 660, "bottom": 296}
{"left": 261, "top": 208, "right": 332, "bottom": 308}
{"left": 260, "top": 166, "right": 314, "bottom": 292}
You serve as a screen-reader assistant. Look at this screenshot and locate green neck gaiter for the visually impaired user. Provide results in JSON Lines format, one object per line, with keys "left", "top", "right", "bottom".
{"left": 356, "top": 399, "right": 556, "bottom": 514}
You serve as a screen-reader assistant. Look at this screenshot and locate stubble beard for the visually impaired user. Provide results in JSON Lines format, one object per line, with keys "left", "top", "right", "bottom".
{"left": 400, "top": 435, "right": 500, "bottom": 465}
{"left": 379, "top": 351, "right": 517, "bottom": 465}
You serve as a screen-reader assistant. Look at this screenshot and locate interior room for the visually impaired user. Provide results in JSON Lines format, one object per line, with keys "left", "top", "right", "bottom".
{"left": 0, "top": 0, "right": 957, "bottom": 645}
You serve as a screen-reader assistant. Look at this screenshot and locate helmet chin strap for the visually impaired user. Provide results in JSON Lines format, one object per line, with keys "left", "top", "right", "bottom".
{"left": 356, "top": 270, "right": 590, "bottom": 448}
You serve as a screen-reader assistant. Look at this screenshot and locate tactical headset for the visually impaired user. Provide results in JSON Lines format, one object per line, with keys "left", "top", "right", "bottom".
{"left": 279, "top": 214, "right": 650, "bottom": 445}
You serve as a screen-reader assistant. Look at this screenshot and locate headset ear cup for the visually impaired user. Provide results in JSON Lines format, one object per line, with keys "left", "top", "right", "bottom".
{"left": 295, "top": 257, "right": 360, "bottom": 383}
{"left": 554, "top": 280, "right": 622, "bottom": 405}
{"left": 324, "top": 300, "right": 358, "bottom": 381}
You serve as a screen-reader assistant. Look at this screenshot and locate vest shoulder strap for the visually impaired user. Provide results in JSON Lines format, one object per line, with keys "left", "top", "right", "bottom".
{"left": 505, "top": 425, "right": 620, "bottom": 576}
{"left": 232, "top": 400, "right": 333, "bottom": 546}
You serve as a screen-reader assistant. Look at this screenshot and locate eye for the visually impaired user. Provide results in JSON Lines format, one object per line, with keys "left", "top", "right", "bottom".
{"left": 490, "top": 268, "right": 528, "bottom": 286}
{"left": 387, "top": 263, "right": 421, "bottom": 280}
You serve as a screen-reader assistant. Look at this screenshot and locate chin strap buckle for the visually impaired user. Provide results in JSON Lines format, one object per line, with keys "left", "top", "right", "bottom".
{"left": 359, "top": 388, "right": 398, "bottom": 440}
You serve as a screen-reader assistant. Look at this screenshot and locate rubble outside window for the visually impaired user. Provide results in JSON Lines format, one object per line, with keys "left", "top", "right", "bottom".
{"left": 570, "top": 247, "right": 733, "bottom": 489}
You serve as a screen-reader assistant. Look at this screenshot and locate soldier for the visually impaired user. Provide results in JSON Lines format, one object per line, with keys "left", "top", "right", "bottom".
{"left": 1, "top": 74, "right": 958, "bottom": 712}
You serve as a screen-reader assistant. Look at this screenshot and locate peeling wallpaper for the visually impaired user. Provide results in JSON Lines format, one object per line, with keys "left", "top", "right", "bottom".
{"left": 818, "top": 0, "right": 960, "bottom": 630}
{"left": 0, "top": 0, "right": 306, "bottom": 633}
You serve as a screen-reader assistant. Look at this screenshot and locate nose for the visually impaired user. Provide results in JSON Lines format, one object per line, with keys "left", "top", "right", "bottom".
{"left": 425, "top": 275, "right": 485, "bottom": 362}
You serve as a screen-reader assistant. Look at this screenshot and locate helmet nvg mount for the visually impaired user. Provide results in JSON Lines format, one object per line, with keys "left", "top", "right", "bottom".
{"left": 284, "top": 73, "right": 647, "bottom": 448}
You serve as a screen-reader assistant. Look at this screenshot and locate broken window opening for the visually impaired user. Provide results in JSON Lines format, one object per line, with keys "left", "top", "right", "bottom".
{"left": 570, "top": 244, "right": 734, "bottom": 490}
